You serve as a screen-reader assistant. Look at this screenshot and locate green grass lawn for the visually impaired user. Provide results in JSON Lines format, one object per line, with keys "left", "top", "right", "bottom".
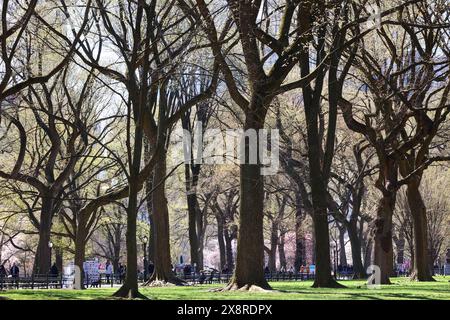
{"left": 1, "top": 277, "right": 449, "bottom": 300}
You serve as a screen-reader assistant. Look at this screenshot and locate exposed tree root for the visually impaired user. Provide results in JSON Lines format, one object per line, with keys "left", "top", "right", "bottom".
{"left": 312, "top": 278, "right": 346, "bottom": 288}
{"left": 143, "top": 274, "right": 186, "bottom": 287}
{"left": 352, "top": 273, "right": 367, "bottom": 280}
{"left": 211, "top": 281, "right": 273, "bottom": 292}
{"left": 112, "top": 284, "right": 148, "bottom": 299}
{"left": 409, "top": 272, "right": 436, "bottom": 282}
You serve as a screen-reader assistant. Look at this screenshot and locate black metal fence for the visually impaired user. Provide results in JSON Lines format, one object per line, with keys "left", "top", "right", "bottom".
{"left": 0, "top": 273, "right": 124, "bottom": 290}
{"left": 0, "top": 274, "right": 65, "bottom": 290}
{"left": 179, "top": 271, "right": 317, "bottom": 285}
{"left": 4, "top": 268, "right": 446, "bottom": 290}
{"left": 0, "top": 271, "right": 318, "bottom": 290}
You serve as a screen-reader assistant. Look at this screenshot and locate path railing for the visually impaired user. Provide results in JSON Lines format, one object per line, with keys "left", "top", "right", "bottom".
{"left": 0, "top": 274, "right": 65, "bottom": 290}
{"left": 3, "top": 267, "right": 446, "bottom": 290}
{"left": 179, "top": 271, "right": 316, "bottom": 285}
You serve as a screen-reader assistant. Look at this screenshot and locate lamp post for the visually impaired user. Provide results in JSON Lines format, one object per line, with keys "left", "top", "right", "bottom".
{"left": 48, "top": 241, "right": 53, "bottom": 270}
{"left": 334, "top": 245, "right": 338, "bottom": 279}
{"left": 330, "top": 242, "right": 337, "bottom": 279}
{"left": 142, "top": 236, "right": 148, "bottom": 282}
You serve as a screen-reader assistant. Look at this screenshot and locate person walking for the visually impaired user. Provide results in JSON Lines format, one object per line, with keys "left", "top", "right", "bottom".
{"left": 105, "top": 261, "right": 113, "bottom": 284}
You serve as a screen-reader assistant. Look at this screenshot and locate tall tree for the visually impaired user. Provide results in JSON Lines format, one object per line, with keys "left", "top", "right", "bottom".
{"left": 182, "top": 0, "right": 337, "bottom": 290}
{"left": 0, "top": 63, "right": 101, "bottom": 274}
{"left": 52, "top": 0, "right": 218, "bottom": 294}
{"left": 181, "top": 72, "right": 215, "bottom": 271}
{"left": 339, "top": 0, "right": 450, "bottom": 282}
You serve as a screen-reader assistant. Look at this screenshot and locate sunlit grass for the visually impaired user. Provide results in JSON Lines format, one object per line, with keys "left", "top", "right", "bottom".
{"left": 1, "top": 277, "right": 449, "bottom": 300}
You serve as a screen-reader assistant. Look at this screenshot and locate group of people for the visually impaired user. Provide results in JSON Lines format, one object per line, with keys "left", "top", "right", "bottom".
{"left": 0, "top": 262, "right": 20, "bottom": 279}
{"left": 1, "top": 259, "right": 159, "bottom": 289}
{"left": 0, "top": 263, "right": 20, "bottom": 289}
{"left": 86, "top": 260, "right": 155, "bottom": 285}
{"left": 198, "top": 270, "right": 217, "bottom": 284}
{"left": 0, "top": 262, "right": 59, "bottom": 278}
{"left": 110, "top": 262, "right": 126, "bottom": 283}
{"left": 263, "top": 265, "right": 314, "bottom": 275}
{"left": 0, "top": 261, "right": 60, "bottom": 289}
{"left": 336, "top": 264, "right": 355, "bottom": 275}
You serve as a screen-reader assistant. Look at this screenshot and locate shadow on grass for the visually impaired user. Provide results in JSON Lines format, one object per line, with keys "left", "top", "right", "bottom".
{"left": 2, "top": 278, "right": 448, "bottom": 300}
{"left": 1, "top": 289, "right": 110, "bottom": 300}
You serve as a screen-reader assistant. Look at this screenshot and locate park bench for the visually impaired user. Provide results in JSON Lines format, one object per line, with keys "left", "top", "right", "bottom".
{"left": 336, "top": 271, "right": 355, "bottom": 280}
{"left": 0, "top": 274, "right": 65, "bottom": 290}
{"left": 178, "top": 271, "right": 316, "bottom": 285}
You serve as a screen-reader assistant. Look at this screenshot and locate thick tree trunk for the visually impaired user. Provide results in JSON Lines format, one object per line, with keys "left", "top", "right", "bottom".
{"left": 268, "top": 220, "right": 278, "bottom": 272}
{"left": 295, "top": 238, "right": 306, "bottom": 271}
{"left": 347, "top": 222, "right": 366, "bottom": 278}
{"left": 294, "top": 193, "right": 305, "bottom": 271}
{"left": 278, "top": 233, "right": 287, "bottom": 270}
{"left": 145, "top": 139, "right": 155, "bottom": 264}
{"left": 182, "top": 107, "right": 204, "bottom": 271}
{"left": 373, "top": 194, "right": 395, "bottom": 284}
{"left": 74, "top": 230, "right": 86, "bottom": 289}
{"left": 216, "top": 215, "right": 226, "bottom": 270}
{"left": 302, "top": 71, "right": 342, "bottom": 287}
{"left": 406, "top": 181, "right": 435, "bottom": 281}
{"left": 226, "top": 111, "right": 270, "bottom": 291}
{"left": 229, "top": 162, "right": 269, "bottom": 289}
{"left": 147, "top": 153, "right": 184, "bottom": 285}
{"left": 113, "top": 179, "right": 145, "bottom": 298}
{"left": 112, "top": 225, "right": 122, "bottom": 273}
{"left": 55, "top": 244, "right": 63, "bottom": 273}
{"left": 311, "top": 211, "right": 341, "bottom": 287}
{"left": 113, "top": 178, "right": 149, "bottom": 298}
{"left": 338, "top": 226, "right": 347, "bottom": 267}
{"left": 187, "top": 192, "right": 200, "bottom": 269}
{"left": 364, "top": 239, "right": 373, "bottom": 270}
{"left": 224, "top": 230, "right": 234, "bottom": 270}
{"left": 113, "top": 101, "right": 146, "bottom": 298}
{"left": 372, "top": 158, "right": 398, "bottom": 285}
{"left": 112, "top": 257, "right": 120, "bottom": 275}
{"left": 148, "top": 214, "right": 155, "bottom": 263}
{"left": 363, "top": 240, "right": 373, "bottom": 270}
{"left": 409, "top": 246, "right": 415, "bottom": 274}
{"left": 197, "top": 214, "right": 205, "bottom": 270}
{"left": 33, "top": 195, "right": 54, "bottom": 275}
{"left": 304, "top": 124, "right": 342, "bottom": 287}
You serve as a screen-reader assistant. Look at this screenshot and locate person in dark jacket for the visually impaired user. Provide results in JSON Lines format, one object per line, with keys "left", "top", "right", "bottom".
{"left": 10, "top": 262, "right": 20, "bottom": 289}
{"left": 50, "top": 263, "right": 59, "bottom": 277}
{"left": 183, "top": 264, "right": 192, "bottom": 278}
{"left": 264, "top": 266, "right": 270, "bottom": 274}
{"left": 10, "top": 263, "right": 19, "bottom": 277}
{"left": 0, "top": 264, "right": 7, "bottom": 290}
{"left": 117, "top": 263, "right": 123, "bottom": 283}
{"left": 198, "top": 271, "right": 206, "bottom": 284}
{"left": 0, "top": 264, "right": 7, "bottom": 277}
{"left": 118, "top": 264, "right": 126, "bottom": 283}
